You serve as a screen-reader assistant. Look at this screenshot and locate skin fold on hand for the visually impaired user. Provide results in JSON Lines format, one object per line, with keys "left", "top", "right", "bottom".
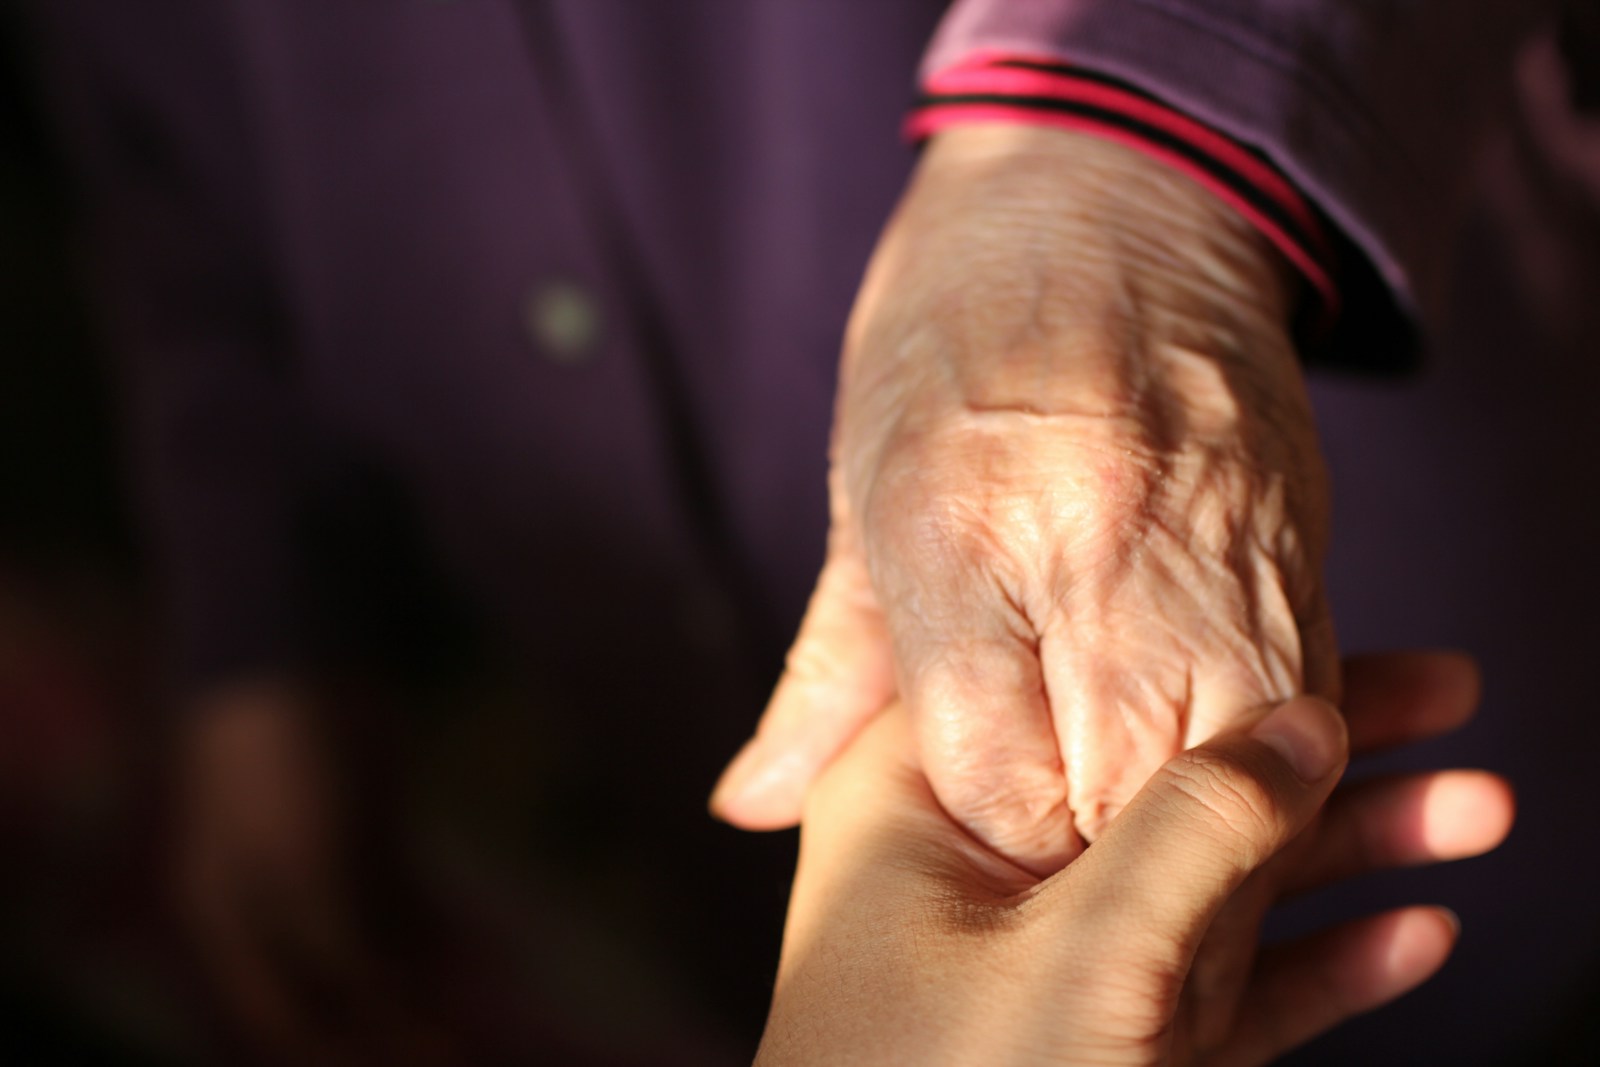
{"left": 715, "top": 123, "right": 1334, "bottom": 874}
{"left": 755, "top": 652, "right": 1514, "bottom": 1067}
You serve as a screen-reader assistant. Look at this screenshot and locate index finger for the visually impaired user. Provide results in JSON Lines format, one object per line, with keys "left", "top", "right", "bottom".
{"left": 1341, "top": 651, "right": 1480, "bottom": 755}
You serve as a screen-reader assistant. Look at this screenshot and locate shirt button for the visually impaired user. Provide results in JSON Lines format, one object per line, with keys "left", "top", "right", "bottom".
{"left": 524, "top": 280, "right": 601, "bottom": 364}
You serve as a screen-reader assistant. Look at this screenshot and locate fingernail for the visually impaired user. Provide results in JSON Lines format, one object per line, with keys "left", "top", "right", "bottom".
{"left": 1439, "top": 907, "right": 1462, "bottom": 938}
{"left": 1250, "top": 697, "right": 1343, "bottom": 783}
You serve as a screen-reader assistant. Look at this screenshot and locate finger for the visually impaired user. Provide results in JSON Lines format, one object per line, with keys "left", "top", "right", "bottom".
{"left": 1046, "top": 696, "right": 1347, "bottom": 966}
{"left": 1180, "top": 765, "right": 1510, "bottom": 1051}
{"left": 1211, "top": 906, "right": 1458, "bottom": 1067}
{"left": 898, "top": 591, "right": 1082, "bottom": 875}
{"left": 782, "top": 706, "right": 1034, "bottom": 969}
{"left": 1341, "top": 651, "right": 1480, "bottom": 755}
{"left": 1299, "top": 587, "right": 1341, "bottom": 704}
{"left": 1180, "top": 562, "right": 1307, "bottom": 754}
{"left": 798, "top": 704, "right": 1028, "bottom": 887}
{"left": 1041, "top": 625, "right": 1195, "bottom": 842}
{"left": 711, "top": 541, "right": 897, "bottom": 828}
{"left": 1169, "top": 600, "right": 1333, "bottom": 1054}
{"left": 1280, "top": 769, "right": 1515, "bottom": 897}
{"left": 1181, "top": 865, "right": 1277, "bottom": 1055}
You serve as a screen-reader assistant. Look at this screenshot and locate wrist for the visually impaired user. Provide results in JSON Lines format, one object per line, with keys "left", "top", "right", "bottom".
{"left": 909, "top": 53, "right": 1338, "bottom": 333}
{"left": 847, "top": 123, "right": 1308, "bottom": 447}
{"left": 922, "top": 122, "right": 1301, "bottom": 322}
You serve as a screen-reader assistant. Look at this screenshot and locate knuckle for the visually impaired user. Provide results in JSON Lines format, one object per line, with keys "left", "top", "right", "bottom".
{"left": 866, "top": 510, "right": 1034, "bottom": 632}
{"left": 1042, "top": 448, "right": 1169, "bottom": 582}
{"left": 1074, "top": 453, "right": 1161, "bottom": 539}
{"left": 1159, "top": 748, "right": 1284, "bottom": 864}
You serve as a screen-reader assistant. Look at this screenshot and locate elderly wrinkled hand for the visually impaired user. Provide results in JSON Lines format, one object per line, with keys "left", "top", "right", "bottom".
{"left": 755, "top": 652, "right": 1513, "bottom": 1067}
{"left": 715, "top": 124, "right": 1332, "bottom": 872}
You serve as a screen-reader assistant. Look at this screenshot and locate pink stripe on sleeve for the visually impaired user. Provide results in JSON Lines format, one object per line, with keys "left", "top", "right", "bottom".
{"left": 922, "top": 65, "right": 1323, "bottom": 254}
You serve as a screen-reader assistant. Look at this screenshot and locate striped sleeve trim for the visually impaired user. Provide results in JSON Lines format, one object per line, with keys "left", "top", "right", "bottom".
{"left": 907, "top": 53, "right": 1339, "bottom": 329}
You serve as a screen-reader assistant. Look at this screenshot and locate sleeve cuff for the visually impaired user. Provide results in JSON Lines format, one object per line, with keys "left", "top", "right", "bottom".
{"left": 907, "top": 52, "right": 1340, "bottom": 338}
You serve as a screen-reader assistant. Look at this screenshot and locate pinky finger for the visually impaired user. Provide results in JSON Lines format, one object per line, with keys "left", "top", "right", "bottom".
{"left": 1210, "top": 906, "right": 1458, "bottom": 1067}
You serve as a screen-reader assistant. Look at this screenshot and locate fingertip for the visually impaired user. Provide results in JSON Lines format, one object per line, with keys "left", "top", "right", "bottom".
{"left": 1489, "top": 773, "right": 1517, "bottom": 846}
{"left": 1412, "top": 650, "right": 1482, "bottom": 727}
{"left": 1227, "top": 904, "right": 1461, "bottom": 1063}
{"left": 1423, "top": 770, "right": 1517, "bottom": 859}
{"left": 709, "top": 738, "right": 758, "bottom": 820}
{"left": 709, "top": 740, "right": 806, "bottom": 830}
{"left": 1445, "top": 651, "right": 1483, "bottom": 705}
{"left": 1381, "top": 905, "right": 1459, "bottom": 994}
{"left": 713, "top": 657, "right": 893, "bottom": 828}
{"left": 1343, "top": 651, "right": 1482, "bottom": 754}
{"left": 1249, "top": 695, "right": 1348, "bottom": 784}
{"left": 710, "top": 787, "right": 805, "bottom": 831}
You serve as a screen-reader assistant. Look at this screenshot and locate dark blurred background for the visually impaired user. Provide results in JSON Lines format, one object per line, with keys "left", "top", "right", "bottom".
{"left": 0, "top": 8, "right": 794, "bottom": 1062}
{"left": 2, "top": 5, "right": 171, "bottom": 1059}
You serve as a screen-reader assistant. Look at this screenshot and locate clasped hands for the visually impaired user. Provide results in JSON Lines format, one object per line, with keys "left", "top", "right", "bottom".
{"left": 714, "top": 123, "right": 1333, "bottom": 870}
{"left": 711, "top": 126, "right": 1512, "bottom": 1062}
{"left": 756, "top": 657, "right": 1511, "bottom": 1066}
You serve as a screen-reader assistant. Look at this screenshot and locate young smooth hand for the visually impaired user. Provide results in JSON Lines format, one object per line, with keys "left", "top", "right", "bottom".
{"left": 756, "top": 652, "right": 1513, "bottom": 1067}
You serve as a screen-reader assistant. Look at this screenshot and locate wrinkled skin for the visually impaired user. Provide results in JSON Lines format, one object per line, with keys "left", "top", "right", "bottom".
{"left": 755, "top": 653, "right": 1514, "bottom": 1067}
{"left": 714, "top": 124, "right": 1334, "bottom": 873}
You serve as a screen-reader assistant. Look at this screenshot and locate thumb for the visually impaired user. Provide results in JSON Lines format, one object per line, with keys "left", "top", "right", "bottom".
{"left": 711, "top": 541, "right": 896, "bottom": 828}
{"left": 1042, "top": 696, "right": 1348, "bottom": 962}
